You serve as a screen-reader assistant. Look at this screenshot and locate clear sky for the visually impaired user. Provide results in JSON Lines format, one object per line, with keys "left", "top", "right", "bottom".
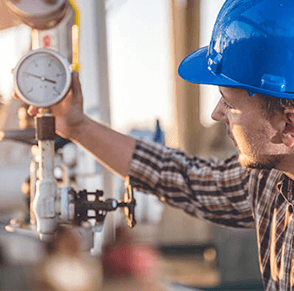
{"left": 106, "top": 0, "right": 173, "bottom": 134}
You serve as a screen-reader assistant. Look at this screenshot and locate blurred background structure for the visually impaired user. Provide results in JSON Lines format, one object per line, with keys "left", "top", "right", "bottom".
{"left": 0, "top": 0, "right": 263, "bottom": 290}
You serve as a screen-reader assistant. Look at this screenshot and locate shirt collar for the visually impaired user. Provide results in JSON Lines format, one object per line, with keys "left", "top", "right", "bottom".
{"left": 277, "top": 174, "right": 294, "bottom": 203}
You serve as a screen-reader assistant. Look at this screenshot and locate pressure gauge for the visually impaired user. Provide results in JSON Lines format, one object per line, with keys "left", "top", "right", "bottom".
{"left": 14, "top": 49, "right": 72, "bottom": 107}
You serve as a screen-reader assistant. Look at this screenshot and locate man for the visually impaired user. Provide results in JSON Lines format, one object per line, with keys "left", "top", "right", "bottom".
{"left": 19, "top": 0, "right": 294, "bottom": 290}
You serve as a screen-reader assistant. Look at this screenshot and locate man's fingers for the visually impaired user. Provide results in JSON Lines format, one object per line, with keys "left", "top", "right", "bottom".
{"left": 71, "top": 71, "right": 82, "bottom": 97}
{"left": 12, "top": 91, "right": 18, "bottom": 99}
{"left": 27, "top": 106, "right": 38, "bottom": 116}
{"left": 12, "top": 92, "right": 35, "bottom": 115}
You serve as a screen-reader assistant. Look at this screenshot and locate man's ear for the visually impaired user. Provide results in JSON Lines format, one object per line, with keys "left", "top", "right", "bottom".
{"left": 281, "top": 108, "right": 294, "bottom": 147}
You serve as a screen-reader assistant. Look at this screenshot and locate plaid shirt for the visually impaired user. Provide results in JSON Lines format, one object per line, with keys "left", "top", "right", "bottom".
{"left": 129, "top": 139, "right": 294, "bottom": 291}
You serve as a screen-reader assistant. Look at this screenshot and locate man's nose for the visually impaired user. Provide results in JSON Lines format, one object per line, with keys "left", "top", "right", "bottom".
{"left": 211, "top": 98, "right": 228, "bottom": 123}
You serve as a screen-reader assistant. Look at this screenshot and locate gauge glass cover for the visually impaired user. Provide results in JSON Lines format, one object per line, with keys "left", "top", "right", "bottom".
{"left": 14, "top": 49, "right": 72, "bottom": 107}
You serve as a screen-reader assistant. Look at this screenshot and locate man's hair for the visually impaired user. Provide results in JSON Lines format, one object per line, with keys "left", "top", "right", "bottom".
{"left": 257, "top": 94, "right": 294, "bottom": 116}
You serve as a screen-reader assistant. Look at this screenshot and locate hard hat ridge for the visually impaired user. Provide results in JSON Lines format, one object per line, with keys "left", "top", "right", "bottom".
{"left": 178, "top": 0, "right": 294, "bottom": 99}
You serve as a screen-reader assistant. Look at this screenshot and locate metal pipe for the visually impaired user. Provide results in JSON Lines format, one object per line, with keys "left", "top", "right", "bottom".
{"left": 92, "top": 0, "right": 115, "bottom": 247}
{"left": 32, "top": 110, "right": 58, "bottom": 241}
{"left": 29, "top": 151, "right": 38, "bottom": 227}
{"left": 33, "top": 139, "right": 57, "bottom": 241}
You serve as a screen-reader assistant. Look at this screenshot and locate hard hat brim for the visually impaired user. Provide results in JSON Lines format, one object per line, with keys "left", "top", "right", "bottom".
{"left": 178, "top": 46, "right": 294, "bottom": 99}
{"left": 178, "top": 46, "right": 239, "bottom": 87}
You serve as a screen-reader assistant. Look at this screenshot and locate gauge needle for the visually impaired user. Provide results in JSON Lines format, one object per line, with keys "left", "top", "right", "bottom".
{"left": 25, "top": 72, "right": 56, "bottom": 84}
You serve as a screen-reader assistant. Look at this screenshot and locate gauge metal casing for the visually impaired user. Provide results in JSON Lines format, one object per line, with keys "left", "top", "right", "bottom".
{"left": 14, "top": 48, "right": 72, "bottom": 107}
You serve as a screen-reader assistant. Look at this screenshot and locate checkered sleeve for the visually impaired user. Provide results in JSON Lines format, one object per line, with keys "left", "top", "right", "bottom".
{"left": 129, "top": 139, "right": 255, "bottom": 228}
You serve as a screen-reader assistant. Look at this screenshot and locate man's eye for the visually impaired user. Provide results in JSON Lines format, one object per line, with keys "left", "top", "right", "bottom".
{"left": 223, "top": 101, "right": 233, "bottom": 109}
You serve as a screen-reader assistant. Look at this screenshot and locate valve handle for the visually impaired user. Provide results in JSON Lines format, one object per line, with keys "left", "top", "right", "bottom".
{"left": 73, "top": 177, "right": 136, "bottom": 228}
{"left": 123, "top": 177, "right": 136, "bottom": 228}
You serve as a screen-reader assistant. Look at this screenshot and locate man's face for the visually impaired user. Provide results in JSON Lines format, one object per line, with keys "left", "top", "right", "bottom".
{"left": 211, "top": 87, "right": 287, "bottom": 170}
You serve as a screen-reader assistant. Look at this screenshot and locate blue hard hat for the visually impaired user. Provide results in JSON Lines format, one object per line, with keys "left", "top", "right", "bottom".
{"left": 178, "top": 0, "right": 294, "bottom": 99}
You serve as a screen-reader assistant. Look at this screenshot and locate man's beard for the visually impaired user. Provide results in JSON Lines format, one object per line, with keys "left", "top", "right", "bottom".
{"left": 238, "top": 153, "right": 283, "bottom": 171}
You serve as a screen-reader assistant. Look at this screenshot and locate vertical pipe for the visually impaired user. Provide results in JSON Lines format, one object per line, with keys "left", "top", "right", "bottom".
{"left": 91, "top": 0, "right": 115, "bottom": 247}
{"left": 185, "top": 0, "right": 202, "bottom": 154}
{"left": 38, "top": 141, "right": 55, "bottom": 180}
{"left": 29, "top": 154, "right": 38, "bottom": 227}
{"left": 33, "top": 134, "right": 57, "bottom": 241}
{"left": 170, "top": 0, "right": 189, "bottom": 151}
{"left": 168, "top": 0, "right": 181, "bottom": 149}
{"left": 92, "top": 0, "right": 111, "bottom": 124}
{"left": 170, "top": 0, "right": 202, "bottom": 154}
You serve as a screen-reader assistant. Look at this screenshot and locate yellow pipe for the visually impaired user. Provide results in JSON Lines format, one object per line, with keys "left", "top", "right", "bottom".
{"left": 68, "top": 0, "right": 80, "bottom": 71}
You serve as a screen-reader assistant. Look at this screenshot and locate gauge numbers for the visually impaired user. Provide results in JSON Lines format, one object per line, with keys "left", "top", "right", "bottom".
{"left": 14, "top": 49, "right": 72, "bottom": 107}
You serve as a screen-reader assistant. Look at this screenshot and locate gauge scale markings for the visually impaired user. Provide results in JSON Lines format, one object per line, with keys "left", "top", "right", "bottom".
{"left": 14, "top": 49, "right": 72, "bottom": 107}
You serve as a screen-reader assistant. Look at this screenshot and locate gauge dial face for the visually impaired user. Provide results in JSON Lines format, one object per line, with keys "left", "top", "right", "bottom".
{"left": 14, "top": 49, "right": 72, "bottom": 107}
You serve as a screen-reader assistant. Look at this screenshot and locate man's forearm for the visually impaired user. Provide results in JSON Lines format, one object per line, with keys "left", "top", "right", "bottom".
{"left": 70, "top": 116, "right": 136, "bottom": 178}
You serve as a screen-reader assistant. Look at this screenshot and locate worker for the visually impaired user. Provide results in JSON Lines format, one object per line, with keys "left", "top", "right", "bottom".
{"left": 15, "top": 0, "right": 294, "bottom": 290}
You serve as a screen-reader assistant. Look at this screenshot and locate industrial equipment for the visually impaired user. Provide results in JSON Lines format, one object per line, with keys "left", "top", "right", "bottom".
{"left": 8, "top": 48, "right": 137, "bottom": 242}
{"left": 3, "top": 0, "right": 136, "bottom": 243}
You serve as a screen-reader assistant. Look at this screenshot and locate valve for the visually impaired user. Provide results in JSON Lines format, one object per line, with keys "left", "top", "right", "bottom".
{"left": 73, "top": 177, "right": 136, "bottom": 229}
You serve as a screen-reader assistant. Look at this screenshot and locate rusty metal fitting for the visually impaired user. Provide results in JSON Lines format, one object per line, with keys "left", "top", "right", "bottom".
{"left": 35, "top": 115, "right": 56, "bottom": 140}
